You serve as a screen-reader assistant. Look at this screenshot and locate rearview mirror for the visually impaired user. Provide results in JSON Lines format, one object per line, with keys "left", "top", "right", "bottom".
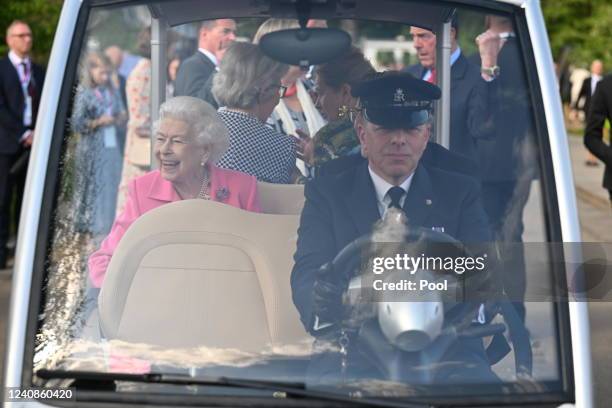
{"left": 259, "top": 28, "right": 351, "bottom": 68}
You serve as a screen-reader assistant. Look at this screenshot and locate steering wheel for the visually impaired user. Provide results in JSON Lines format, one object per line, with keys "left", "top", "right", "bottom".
{"left": 322, "top": 226, "right": 533, "bottom": 380}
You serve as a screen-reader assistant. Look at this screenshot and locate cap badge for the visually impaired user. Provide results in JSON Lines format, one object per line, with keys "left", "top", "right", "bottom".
{"left": 393, "top": 88, "right": 406, "bottom": 103}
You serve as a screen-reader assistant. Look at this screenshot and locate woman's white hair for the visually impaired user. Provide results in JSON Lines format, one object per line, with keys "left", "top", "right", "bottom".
{"left": 153, "top": 96, "right": 229, "bottom": 164}
{"left": 212, "top": 42, "right": 288, "bottom": 110}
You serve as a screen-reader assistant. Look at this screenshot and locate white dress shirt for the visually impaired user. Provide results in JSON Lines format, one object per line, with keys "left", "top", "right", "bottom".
{"left": 423, "top": 47, "right": 461, "bottom": 82}
{"left": 591, "top": 74, "right": 602, "bottom": 95}
{"left": 198, "top": 48, "right": 219, "bottom": 71}
{"left": 8, "top": 50, "right": 33, "bottom": 137}
{"left": 368, "top": 166, "right": 414, "bottom": 217}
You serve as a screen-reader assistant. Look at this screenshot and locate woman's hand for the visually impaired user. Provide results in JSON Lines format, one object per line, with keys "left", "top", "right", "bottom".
{"left": 135, "top": 125, "right": 151, "bottom": 138}
{"left": 91, "top": 115, "right": 115, "bottom": 130}
{"left": 295, "top": 129, "right": 314, "bottom": 165}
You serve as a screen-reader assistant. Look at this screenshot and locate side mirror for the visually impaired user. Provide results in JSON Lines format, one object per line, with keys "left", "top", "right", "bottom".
{"left": 259, "top": 27, "right": 351, "bottom": 68}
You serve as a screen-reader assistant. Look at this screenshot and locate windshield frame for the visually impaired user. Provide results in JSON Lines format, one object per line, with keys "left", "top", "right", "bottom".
{"left": 7, "top": 0, "right": 581, "bottom": 406}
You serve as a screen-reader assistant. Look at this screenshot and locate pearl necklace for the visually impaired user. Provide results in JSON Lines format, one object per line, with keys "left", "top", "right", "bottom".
{"left": 197, "top": 168, "right": 211, "bottom": 200}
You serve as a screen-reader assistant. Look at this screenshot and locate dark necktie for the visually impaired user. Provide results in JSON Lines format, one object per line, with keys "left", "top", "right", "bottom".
{"left": 387, "top": 186, "right": 405, "bottom": 210}
{"left": 21, "top": 62, "right": 35, "bottom": 97}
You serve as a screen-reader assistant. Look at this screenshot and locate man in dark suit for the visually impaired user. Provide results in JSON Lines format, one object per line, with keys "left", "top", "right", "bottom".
{"left": 574, "top": 60, "right": 603, "bottom": 120}
{"left": 584, "top": 74, "right": 612, "bottom": 204}
{"left": 470, "top": 15, "right": 537, "bottom": 322}
{"left": 174, "top": 19, "right": 236, "bottom": 98}
{"left": 0, "top": 20, "right": 45, "bottom": 268}
{"left": 406, "top": 19, "right": 494, "bottom": 166}
{"left": 291, "top": 72, "right": 494, "bottom": 382}
{"left": 575, "top": 60, "right": 604, "bottom": 166}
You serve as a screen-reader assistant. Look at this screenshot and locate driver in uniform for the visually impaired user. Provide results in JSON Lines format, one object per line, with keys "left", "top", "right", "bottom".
{"left": 291, "top": 71, "right": 496, "bottom": 383}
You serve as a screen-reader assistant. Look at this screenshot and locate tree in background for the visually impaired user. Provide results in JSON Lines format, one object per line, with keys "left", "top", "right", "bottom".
{"left": 0, "top": 0, "right": 63, "bottom": 65}
{"left": 542, "top": 0, "right": 612, "bottom": 70}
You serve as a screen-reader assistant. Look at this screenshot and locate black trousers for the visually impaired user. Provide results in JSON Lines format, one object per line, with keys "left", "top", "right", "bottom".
{"left": 481, "top": 180, "right": 528, "bottom": 322}
{"left": 0, "top": 151, "right": 27, "bottom": 262}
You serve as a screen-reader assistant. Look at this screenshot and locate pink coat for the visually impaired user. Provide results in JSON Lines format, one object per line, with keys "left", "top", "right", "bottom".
{"left": 88, "top": 166, "right": 260, "bottom": 287}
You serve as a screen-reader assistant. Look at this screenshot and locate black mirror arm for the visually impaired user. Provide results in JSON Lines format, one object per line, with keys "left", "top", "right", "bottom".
{"left": 295, "top": 0, "right": 312, "bottom": 29}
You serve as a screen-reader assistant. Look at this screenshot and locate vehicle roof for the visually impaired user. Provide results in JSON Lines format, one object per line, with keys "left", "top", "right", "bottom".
{"left": 88, "top": 0, "right": 526, "bottom": 30}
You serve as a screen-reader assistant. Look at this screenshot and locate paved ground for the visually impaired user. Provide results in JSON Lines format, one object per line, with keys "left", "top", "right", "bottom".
{"left": 0, "top": 135, "right": 610, "bottom": 405}
{"left": 568, "top": 135, "right": 612, "bottom": 408}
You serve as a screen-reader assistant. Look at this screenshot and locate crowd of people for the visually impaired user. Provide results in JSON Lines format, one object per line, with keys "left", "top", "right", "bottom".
{"left": 73, "top": 15, "right": 535, "bottom": 381}
{"left": 559, "top": 58, "right": 612, "bottom": 203}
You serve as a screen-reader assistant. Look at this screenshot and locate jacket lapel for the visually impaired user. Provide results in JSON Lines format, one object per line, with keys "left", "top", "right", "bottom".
{"left": 3, "top": 58, "right": 21, "bottom": 84}
{"left": 198, "top": 51, "right": 216, "bottom": 71}
{"left": 346, "top": 162, "right": 381, "bottom": 236}
{"left": 147, "top": 170, "right": 181, "bottom": 202}
{"left": 403, "top": 165, "right": 434, "bottom": 228}
{"left": 451, "top": 53, "right": 467, "bottom": 90}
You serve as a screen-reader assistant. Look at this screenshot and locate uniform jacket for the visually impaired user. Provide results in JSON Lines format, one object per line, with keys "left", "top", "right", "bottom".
{"left": 0, "top": 56, "right": 45, "bottom": 154}
{"left": 584, "top": 74, "right": 612, "bottom": 190}
{"left": 406, "top": 54, "right": 493, "bottom": 166}
{"left": 291, "top": 161, "right": 491, "bottom": 331}
{"left": 174, "top": 51, "right": 216, "bottom": 98}
{"left": 88, "top": 166, "right": 261, "bottom": 287}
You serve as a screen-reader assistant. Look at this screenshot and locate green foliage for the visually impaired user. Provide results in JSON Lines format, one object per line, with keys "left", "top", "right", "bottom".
{"left": 1, "top": 0, "right": 608, "bottom": 72}
{"left": 0, "top": 0, "right": 63, "bottom": 66}
{"left": 542, "top": 0, "right": 612, "bottom": 70}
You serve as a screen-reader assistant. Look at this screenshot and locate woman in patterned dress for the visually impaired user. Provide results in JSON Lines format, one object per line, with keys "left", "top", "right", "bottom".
{"left": 212, "top": 42, "right": 300, "bottom": 184}
{"left": 71, "top": 51, "right": 126, "bottom": 237}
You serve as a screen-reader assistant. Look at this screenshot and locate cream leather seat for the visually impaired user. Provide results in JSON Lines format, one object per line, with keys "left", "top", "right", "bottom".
{"left": 256, "top": 181, "right": 304, "bottom": 215}
{"left": 98, "top": 198, "right": 311, "bottom": 352}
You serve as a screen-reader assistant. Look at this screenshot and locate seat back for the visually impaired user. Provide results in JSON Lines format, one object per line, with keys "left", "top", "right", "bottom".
{"left": 98, "top": 199, "right": 311, "bottom": 351}
{"left": 257, "top": 181, "right": 305, "bottom": 215}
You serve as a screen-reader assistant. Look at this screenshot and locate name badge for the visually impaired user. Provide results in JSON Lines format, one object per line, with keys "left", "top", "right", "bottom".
{"left": 103, "top": 126, "right": 117, "bottom": 148}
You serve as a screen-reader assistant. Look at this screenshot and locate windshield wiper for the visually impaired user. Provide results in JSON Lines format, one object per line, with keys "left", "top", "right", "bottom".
{"left": 37, "top": 368, "right": 435, "bottom": 408}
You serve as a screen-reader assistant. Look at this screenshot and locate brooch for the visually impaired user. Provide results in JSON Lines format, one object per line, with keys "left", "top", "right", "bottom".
{"left": 215, "top": 187, "right": 230, "bottom": 201}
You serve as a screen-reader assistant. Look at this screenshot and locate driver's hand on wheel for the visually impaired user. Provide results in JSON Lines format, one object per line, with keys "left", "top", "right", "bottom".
{"left": 312, "top": 263, "right": 348, "bottom": 329}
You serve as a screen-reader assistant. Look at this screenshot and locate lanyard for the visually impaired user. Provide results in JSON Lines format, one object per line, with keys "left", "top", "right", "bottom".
{"left": 94, "top": 87, "right": 113, "bottom": 116}
{"left": 17, "top": 62, "right": 32, "bottom": 92}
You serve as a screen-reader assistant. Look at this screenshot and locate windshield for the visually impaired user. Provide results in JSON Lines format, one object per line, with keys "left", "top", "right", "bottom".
{"left": 32, "top": 0, "right": 571, "bottom": 404}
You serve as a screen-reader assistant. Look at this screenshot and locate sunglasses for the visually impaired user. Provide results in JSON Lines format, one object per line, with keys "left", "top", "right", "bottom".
{"left": 11, "top": 33, "right": 32, "bottom": 39}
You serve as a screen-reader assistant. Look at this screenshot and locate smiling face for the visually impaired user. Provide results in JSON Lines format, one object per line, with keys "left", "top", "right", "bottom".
{"left": 155, "top": 117, "right": 208, "bottom": 188}
{"left": 356, "top": 119, "right": 429, "bottom": 185}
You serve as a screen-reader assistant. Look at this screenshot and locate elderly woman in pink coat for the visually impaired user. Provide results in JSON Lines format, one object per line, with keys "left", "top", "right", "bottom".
{"left": 88, "top": 96, "right": 260, "bottom": 287}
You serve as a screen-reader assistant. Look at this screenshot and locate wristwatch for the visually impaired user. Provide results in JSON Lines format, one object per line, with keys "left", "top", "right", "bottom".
{"left": 481, "top": 65, "right": 501, "bottom": 78}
